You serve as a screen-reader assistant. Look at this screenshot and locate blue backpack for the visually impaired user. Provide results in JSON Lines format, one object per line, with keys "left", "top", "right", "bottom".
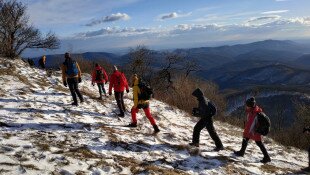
{"left": 64, "top": 60, "right": 78, "bottom": 76}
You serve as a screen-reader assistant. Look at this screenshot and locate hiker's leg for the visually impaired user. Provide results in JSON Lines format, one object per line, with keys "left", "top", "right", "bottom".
{"left": 114, "top": 92, "right": 124, "bottom": 115}
{"left": 143, "top": 107, "right": 156, "bottom": 125}
{"left": 102, "top": 83, "right": 106, "bottom": 95}
{"left": 206, "top": 118, "right": 223, "bottom": 148}
{"left": 131, "top": 107, "right": 139, "bottom": 124}
{"left": 73, "top": 78, "right": 83, "bottom": 101}
{"left": 235, "top": 138, "right": 249, "bottom": 156}
{"left": 120, "top": 92, "right": 126, "bottom": 111}
{"left": 308, "top": 146, "right": 310, "bottom": 168}
{"left": 192, "top": 118, "right": 207, "bottom": 144}
{"left": 256, "top": 141, "right": 270, "bottom": 159}
{"left": 68, "top": 78, "right": 77, "bottom": 104}
{"left": 97, "top": 83, "right": 103, "bottom": 98}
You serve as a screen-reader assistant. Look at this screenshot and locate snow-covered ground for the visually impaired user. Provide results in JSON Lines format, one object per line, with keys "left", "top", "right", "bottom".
{"left": 0, "top": 57, "right": 308, "bottom": 175}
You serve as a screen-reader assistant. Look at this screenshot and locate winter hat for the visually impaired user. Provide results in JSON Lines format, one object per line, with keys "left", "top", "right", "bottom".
{"left": 192, "top": 88, "right": 204, "bottom": 98}
{"left": 64, "top": 52, "right": 70, "bottom": 58}
{"left": 246, "top": 97, "right": 256, "bottom": 107}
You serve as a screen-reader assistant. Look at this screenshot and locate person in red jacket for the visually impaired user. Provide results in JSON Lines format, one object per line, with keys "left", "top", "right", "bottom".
{"left": 108, "top": 66, "right": 129, "bottom": 117}
{"left": 234, "top": 97, "right": 271, "bottom": 163}
{"left": 92, "top": 63, "right": 108, "bottom": 100}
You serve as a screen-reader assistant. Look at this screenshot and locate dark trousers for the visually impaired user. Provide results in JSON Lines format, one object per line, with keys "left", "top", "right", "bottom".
{"left": 192, "top": 117, "right": 223, "bottom": 148}
{"left": 114, "top": 91, "right": 125, "bottom": 115}
{"left": 97, "top": 83, "right": 106, "bottom": 97}
{"left": 67, "top": 78, "right": 83, "bottom": 104}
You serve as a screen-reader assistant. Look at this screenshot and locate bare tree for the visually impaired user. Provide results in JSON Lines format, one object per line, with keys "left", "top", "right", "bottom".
{"left": 127, "top": 45, "right": 153, "bottom": 82}
{"left": 183, "top": 59, "right": 199, "bottom": 77}
{"left": 0, "top": 0, "right": 59, "bottom": 58}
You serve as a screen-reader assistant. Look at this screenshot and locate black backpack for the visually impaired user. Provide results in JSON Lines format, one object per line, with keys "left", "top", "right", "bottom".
{"left": 138, "top": 80, "right": 153, "bottom": 100}
{"left": 208, "top": 101, "right": 217, "bottom": 117}
{"left": 95, "top": 69, "right": 104, "bottom": 81}
{"left": 255, "top": 112, "right": 271, "bottom": 136}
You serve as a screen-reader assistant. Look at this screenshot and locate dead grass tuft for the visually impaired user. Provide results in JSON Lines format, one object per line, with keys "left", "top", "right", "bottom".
{"left": 36, "top": 143, "right": 50, "bottom": 152}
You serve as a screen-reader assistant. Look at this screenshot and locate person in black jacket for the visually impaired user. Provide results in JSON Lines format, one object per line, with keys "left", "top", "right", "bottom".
{"left": 190, "top": 88, "right": 224, "bottom": 151}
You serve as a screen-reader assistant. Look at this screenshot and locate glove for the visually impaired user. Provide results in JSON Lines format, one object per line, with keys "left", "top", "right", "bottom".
{"left": 192, "top": 108, "right": 199, "bottom": 116}
{"left": 109, "top": 92, "right": 112, "bottom": 96}
{"left": 126, "top": 89, "right": 129, "bottom": 93}
{"left": 63, "top": 81, "right": 67, "bottom": 87}
{"left": 78, "top": 78, "right": 82, "bottom": 83}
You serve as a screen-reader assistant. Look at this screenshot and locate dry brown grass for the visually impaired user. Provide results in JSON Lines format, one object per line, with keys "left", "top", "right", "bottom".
{"left": 36, "top": 143, "right": 50, "bottom": 151}
{"left": 153, "top": 76, "right": 226, "bottom": 119}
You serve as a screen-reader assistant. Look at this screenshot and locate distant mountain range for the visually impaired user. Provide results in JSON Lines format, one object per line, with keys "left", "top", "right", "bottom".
{"left": 31, "top": 39, "right": 310, "bottom": 91}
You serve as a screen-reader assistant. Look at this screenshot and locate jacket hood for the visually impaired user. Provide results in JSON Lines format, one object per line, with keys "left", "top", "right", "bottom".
{"left": 192, "top": 88, "right": 204, "bottom": 98}
{"left": 246, "top": 105, "right": 262, "bottom": 113}
{"left": 95, "top": 66, "right": 102, "bottom": 70}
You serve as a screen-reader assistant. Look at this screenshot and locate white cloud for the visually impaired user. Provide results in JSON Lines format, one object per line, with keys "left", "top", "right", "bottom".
{"left": 77, "top": 27, "right": 152, "bottom": 37}
{"left": 247, "top": 15, "right": 281, "bottom": 23}
{"left": 86, "top": 13, "right": 130, "bottom": 26}
{"left": 24, "top": 0, "right": 138, "bottom": 26}
{"left": 159, "top": 12, "right": 192, "bottom": 20}
{"left": 262, "top": 10, "right": 289, "bottom": 14}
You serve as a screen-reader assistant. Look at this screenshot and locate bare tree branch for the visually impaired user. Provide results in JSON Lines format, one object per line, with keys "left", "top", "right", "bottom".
{"left": 0, "top": 0, "right": 59, "bottom": 58}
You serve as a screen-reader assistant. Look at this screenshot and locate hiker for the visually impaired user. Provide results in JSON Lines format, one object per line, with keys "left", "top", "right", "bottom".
{"left": 234, "top": 97, "right": 271, "bottom": 163}
{"left": 91, "top": 63, "right": 108, "bottom": 99}
{"left": 127, "top": 74, "right": 160, "bottom": 134}
{"left": 61, "top": 52, "right": 84, "bottom": 106}
{"left": 303, "top": 126, "right": 310, "bottom": 172}
{"left": 189, "top": 88, "right": 224, "bottom": 151}
{"left": 38, "top": 55, "right": 46, "bottom": 69}
{"left": 108, "top": 65, "right": 129, "bottom": 117}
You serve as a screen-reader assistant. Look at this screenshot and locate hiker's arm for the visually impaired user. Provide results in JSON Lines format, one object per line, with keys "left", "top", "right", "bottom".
{"left": 76, "top": 62, "right": 82, "bottom": 78}
{"left": 91, "top": 70, "right": 95, "bottom": 83}
{"left": 108, "top": 75, "right": 114, "bottom": 94}
{"left": 103, "top": 69, "right": 108, "bottom": 82}
{"left": 133, "top": 86, "right": 139, "bottom": 108}
{"left": 249, "top": 116, "right": 258, "bottom": 135}
{"left": 61, "top": 64, "right": 66, "bottom": 83}
{"left": 125, "top": 77, "right": 129, "bottom": 91}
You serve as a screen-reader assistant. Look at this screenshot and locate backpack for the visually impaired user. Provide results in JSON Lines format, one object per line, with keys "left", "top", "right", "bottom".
{"left": 64, "top": 60, "right": 78, "bottom": 76}
{"left": 208, "top": 101, "right": 217, "bottom": 117}
{"left": 95, "top": 69, "right": 104, "bottom": 81}
{"left": 138, "top": 80, "right": 153, "bottom": 100}
{"left": 255, "top": 112, "right": 271, "bottom": 136}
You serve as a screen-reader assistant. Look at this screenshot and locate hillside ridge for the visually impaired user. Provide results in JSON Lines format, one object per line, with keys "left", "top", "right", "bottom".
{"left": 0, "top": 57, "right": 308, "bottom": 174}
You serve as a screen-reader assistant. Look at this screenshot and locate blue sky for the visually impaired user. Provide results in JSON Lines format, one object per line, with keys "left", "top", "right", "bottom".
{"left": 21, "top": 0, "right": 310, "bottom": 56}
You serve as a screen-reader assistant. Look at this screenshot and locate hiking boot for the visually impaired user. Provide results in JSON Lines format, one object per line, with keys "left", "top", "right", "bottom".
{"left": 234, "top": 150, "right": 245, "bottom": 157}
{"left": 189, "top": 142, "right": 199, "bottom": 147}
{"left": 97, "top": 96, "right": 102, "bottom": 100}
{"left": 234, "top": 138, "right": 249, "bottom": 157}
{"left": 214, "top": 147, "right": 224, "bottom": 152}
{"left": 153, "top": 124, "right": 160, "bottom": 134}
{"left": 117, "top": 113, "right": 125, "bottom": 117}
{"left": 127, "top": 123, "right": 137, "bottom": 127}
{"left": 260, "top": 156, "right": 271, "bottom": 163}
{"left": 80, "top": 99, "right": 84, "bottom": 103}
{"left": 301, "top": 167, "right": 310, "bottom": 172}
{"left": 71, "top": 102, "right": 78, "bottom": 106}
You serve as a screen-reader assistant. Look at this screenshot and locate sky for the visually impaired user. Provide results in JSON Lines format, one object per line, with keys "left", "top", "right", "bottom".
{"left": 20, "top": 0, "right": 310, "bottom": 56}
